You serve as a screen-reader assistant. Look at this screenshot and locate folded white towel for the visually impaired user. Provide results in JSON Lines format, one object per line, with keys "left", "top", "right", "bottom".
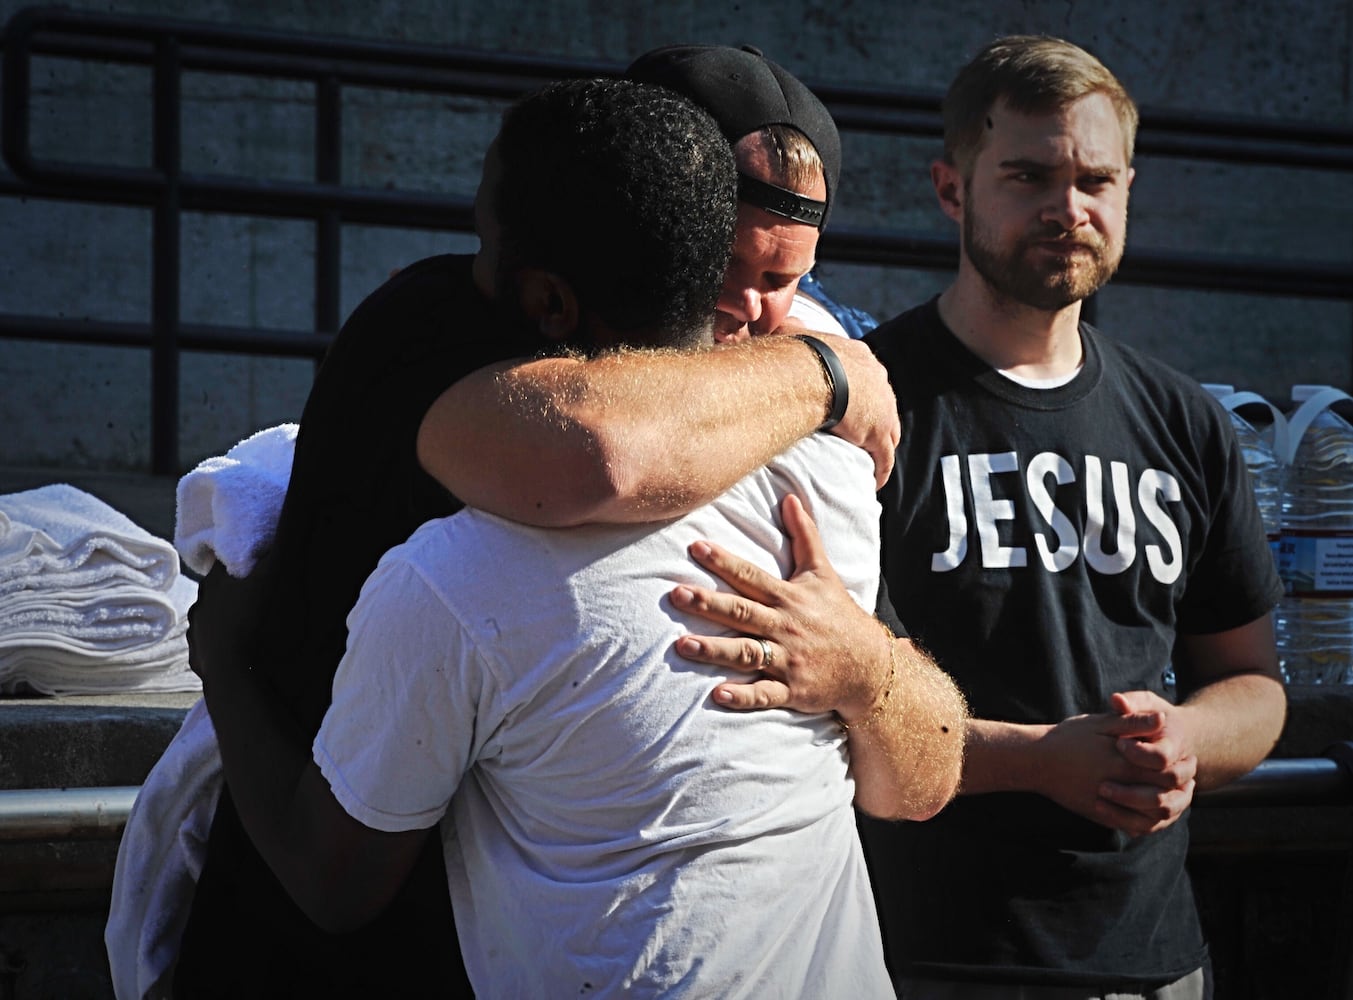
{"left": 0, "top": 570, "right": 197, "bottom": 696}
{"left": 0, "top": 582, "right": 183, "bottom": 655}
{"left": 107, "top": 699, "right": 222, "bottom": 1000}
{"left": 175, "top": 423, "right": 297, "bottom": 577}
{"left": 0, "top": 605, "right": 197, "bottom": 698}
{"left": 0, "top": 629, "right": 195, "bottom": 696}
{"left": 0, "top": 484, "right": 179, "bottom": 595}
{"left": 0, "top": 485, "right": 199, "bottom": 697}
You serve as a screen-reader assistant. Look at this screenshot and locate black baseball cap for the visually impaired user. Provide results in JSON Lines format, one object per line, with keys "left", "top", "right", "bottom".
{"left": 627, "top": 44, "right": 841, "bottom": 228}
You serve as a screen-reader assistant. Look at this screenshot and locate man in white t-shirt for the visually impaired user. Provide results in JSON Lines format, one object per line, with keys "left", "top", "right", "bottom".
{"left": 311, "top": 431, "right": 889, "bottom": 997}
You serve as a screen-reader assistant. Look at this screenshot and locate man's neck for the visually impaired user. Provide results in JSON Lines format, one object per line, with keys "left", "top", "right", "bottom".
{"left": 936, "top": 269, "right": 1085, "bottom": 380}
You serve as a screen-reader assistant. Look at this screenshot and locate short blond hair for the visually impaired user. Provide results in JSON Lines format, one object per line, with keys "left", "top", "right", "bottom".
{"left": 943, "top": 35, "right": 1139, "bottom": 176}
{"left": 735, "top": 124, "right": 824, "bottom": 196}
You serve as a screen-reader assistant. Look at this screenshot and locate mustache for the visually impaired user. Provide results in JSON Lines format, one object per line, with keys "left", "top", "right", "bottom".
{"left": 1026, "top": 225, "right": 1106, "bottom": 252}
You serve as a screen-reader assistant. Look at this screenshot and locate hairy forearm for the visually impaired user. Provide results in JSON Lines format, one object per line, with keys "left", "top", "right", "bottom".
{"left": 847, "top": 636, "right": 968, "bottom": 821}
{"left": 418, "top": 338, "right": 835, "bottom": 527}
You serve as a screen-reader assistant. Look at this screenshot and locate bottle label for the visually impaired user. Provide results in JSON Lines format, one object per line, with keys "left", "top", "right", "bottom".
{"left": 1279, "top": 530, "right": 1353, "bottom": 597}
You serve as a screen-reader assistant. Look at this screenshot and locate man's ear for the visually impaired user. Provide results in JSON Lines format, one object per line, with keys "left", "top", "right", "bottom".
{"left": 516, "top": 268, "right": 579, "bottom": 342}
{"left": 931, "top": 158, "right": 964, "bottom": 224}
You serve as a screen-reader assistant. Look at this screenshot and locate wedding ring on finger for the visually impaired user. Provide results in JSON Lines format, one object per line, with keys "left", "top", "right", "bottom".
{"left": 758, "top": 637, "right": 774, "bottom": 670}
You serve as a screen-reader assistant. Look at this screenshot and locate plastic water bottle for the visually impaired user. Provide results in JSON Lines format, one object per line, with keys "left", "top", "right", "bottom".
{"left": 1194, "top": 386, "right": 1284, "bottom": 690}
{"left": 1277, "top": 384, "right": 1353, "bottom": 684}
{"left": 1204, "top": 385, "right": 1284, "bottom": 550}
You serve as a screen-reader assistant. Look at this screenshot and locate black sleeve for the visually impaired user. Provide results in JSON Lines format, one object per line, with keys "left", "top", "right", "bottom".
{"left": 874, "top": 574, "right": 909, "bottom": 638}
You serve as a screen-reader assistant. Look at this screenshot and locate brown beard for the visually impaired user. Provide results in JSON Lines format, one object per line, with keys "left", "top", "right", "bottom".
{"left": 963, "top": 200, "right": 1124, "bottom": 312}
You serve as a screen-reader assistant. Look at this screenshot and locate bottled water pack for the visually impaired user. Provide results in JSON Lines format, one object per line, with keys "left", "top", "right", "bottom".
{"left": 1200, "top": 386, "right": 1284, "bottom": 688}
{"left": 1276, "top": 385, "right": 1353, "bottom": 684}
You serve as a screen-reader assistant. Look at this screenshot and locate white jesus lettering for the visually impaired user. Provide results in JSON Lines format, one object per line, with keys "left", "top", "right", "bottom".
{"left": 930, "top": 451, "right": 1182, "bottom": 583}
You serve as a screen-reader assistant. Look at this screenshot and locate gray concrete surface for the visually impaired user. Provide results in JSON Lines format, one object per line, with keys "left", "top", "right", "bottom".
{"left": 0, "top": 693, "right": 195, "bottom": 789}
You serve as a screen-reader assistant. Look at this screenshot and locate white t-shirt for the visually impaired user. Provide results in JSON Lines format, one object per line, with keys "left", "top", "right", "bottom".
{"left": 313, "top": 432, "right": 891, "bottom": 998}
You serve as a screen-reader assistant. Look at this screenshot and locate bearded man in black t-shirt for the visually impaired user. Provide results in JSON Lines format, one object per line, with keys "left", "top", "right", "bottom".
{"left": 852, "top": 36, "right": 1285, "bottom": 999}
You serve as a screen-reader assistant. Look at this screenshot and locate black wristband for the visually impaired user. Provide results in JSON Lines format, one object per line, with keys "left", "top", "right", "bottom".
{"left": 795, "top": 334, "right": 849, "bottom": 431}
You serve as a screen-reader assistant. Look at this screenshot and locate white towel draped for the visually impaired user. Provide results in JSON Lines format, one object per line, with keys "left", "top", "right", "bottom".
{"left": 109, "top": 422, "right": 296, "bottom": 999}
{"left": 174, "top": 423, "right": 297, "bottom": 577}
{"left": 106, "top": 700, "right": 222, "bottom": 1000}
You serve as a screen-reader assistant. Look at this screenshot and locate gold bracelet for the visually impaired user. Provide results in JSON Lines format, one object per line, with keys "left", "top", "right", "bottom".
{"left": 839, "top": 620, "right": 897, "bottom": 734}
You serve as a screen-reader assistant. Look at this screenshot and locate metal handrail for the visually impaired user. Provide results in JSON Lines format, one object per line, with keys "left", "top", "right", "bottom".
{"left": 8, "top": 7, "right": 1353, "bottom": 170}
{"left": 0, "top": 748, "right": 1348, "bottom": 844}
{"left": 0, "top": 786, "right": 137, "bottom": 841}
{"left": 1196, "top": 754, "right": 1353, "bottom": 808}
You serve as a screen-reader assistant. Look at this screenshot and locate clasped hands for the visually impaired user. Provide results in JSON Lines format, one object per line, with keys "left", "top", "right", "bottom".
{"left": 1035, "top": 691, "right": 1198, "bottom": 837}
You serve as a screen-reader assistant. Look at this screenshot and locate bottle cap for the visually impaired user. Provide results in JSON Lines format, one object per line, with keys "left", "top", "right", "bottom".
{"left": 1292, "top": 384, "right": 1335, "bottom": 404}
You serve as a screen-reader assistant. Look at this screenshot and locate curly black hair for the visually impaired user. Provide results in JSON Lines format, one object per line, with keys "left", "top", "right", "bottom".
{"left": 494, "top": 78, "right": 737, "bottom": 348}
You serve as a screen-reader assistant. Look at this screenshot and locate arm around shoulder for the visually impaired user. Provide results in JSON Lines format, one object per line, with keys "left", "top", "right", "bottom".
{"left": 416, "top": 335, "right": 898, "bottom": 527}
{"left": 417, "top": 356, "right": 625, "bottom": 526}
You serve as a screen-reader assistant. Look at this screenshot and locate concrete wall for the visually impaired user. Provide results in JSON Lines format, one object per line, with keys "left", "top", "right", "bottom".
{"left": 1, "top": 0, "right": 1351, "bottom": 473}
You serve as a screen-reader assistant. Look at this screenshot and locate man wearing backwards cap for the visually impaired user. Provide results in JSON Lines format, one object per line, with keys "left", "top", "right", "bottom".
{"left": 420, "top": 43, "right": 879, "bottom": 511}
{"left": 418, "top": 46, "right": 930, "bottom": 739}
{"left": 627, "top": 43, "right": 844, "bottom": 342}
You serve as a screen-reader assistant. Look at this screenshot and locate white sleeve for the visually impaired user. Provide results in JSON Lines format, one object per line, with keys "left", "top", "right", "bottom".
{"left": 312, "top": 556, "right": 485, "bottom": 833}
{"left": 788, "top": 290, "right": 849, "bottom": 337}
